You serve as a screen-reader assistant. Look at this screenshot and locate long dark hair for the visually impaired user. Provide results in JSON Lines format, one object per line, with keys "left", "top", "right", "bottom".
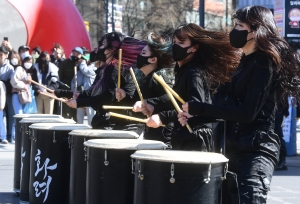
{"left": 147, "top": 32, "right": 174, "bottom": 69}
{"left": 173, "top": 23, "right": 241, "bottom": 88}
{"left": 36, "top": 51, "right": 50, "bottom": 72}
{"left": 233, "top": 6, "right": 300, "bottom": 101}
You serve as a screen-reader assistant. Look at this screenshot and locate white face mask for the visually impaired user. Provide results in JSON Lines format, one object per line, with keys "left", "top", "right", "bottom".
{"left": 24, "top": 62, "right": 32, "bottom": 69}
{"left": 11, "top": 58, "right": 18, "bottom": 66}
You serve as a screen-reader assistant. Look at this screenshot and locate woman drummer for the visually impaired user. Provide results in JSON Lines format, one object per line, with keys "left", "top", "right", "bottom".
{"left": 137, "top": 23, "right": 239, "bottom": 151}
{"left": 115, "top": 33, "right": 174, "bottom": 142}
{"left": 179, "top": 6, "right": 300, "bottom": 203}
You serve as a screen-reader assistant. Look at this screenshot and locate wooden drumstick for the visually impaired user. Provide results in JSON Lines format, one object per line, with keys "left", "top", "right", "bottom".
{"left": 129, "top": 67, "right": 149, "bottom": 118}
{"left": 29, "top": 79, "right": 54, "bottom": 93}
{"left": 39, "top": 91, "right": 67, "bottom": 103}
{"left": 103, "top": 105, "right": 133, "bottom": 110}
{"left": 153, "top": 73, "right": 185, "bottom": 104}
{"left": 109, "top": 112, "right": 165, "bottom": 127}
{"left": 117, "top": 49, "right": 122, "bottom": 102}
{"left": 159, "top": 76, "right": 193, "bottom": 133}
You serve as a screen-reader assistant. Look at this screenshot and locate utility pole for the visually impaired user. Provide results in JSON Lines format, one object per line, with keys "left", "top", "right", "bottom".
{"left": 105, "top": 0, "right": 108, "bottom": 33}
{"left": 111, "top": 0, "right": 115, "bottom": 32}
{"left": 199, "top": 0, "right": 205, "bottom": 28}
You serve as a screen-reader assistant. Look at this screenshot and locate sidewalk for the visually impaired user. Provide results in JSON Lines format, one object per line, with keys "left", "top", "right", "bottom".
{"left": 0, "top": 131, "right": 300, "bottom": 204}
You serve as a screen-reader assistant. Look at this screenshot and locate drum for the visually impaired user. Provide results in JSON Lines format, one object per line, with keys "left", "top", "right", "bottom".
{"left": 131, "top": 150, "right": 229, "bottom": 204}
{"left": 28, "top": 123, "right": 91, "bottom": 204}
{"left": 68, "top": 129, "right": 139, "bottom": 204}
{"left": 19, "top": 118, "right": 75, "bottom": 204}
{"left": 84, "top": 139, "right": 167, "bottom": 204}
{"left": 13, "top": 114, "right": 62, "bottom": 194}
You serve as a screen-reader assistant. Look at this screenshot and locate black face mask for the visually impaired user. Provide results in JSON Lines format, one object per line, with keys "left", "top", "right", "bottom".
{"left": 71, "top": 56, "right": 79, "bottom": 62}
{"left": 172, "top": 44, "right": 193, "bottom": 62}
{"left": 96, "top": 49, "right": 106, "bottom": 62}
{"left": 136, "top": 54, "right": 153, "bottom": 69}
{"left": 41, "top": 59, "right": 49, "bottom": 66}
{"left": 229, "top": 29, "right": 253, "bottom": 48}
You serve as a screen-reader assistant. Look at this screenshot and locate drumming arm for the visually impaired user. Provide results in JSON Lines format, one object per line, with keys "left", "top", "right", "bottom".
{"left": 76, "top": 89, "right": 114, "bottom": 108}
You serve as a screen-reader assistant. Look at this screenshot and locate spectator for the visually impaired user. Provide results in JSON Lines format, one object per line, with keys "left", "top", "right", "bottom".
{"left": 58, "top": 47, "right": 83, "bottom": 121}
{"left": 32, "top": 46, "right": 41, "bottom": 64}
{"left": 51, "top": 43, "right": 65, "bottom": 67}
{"left": 0, "top": 47, "right": 14, "bottom": 143}
{"left": 18, "top": 45, "right": 30, "bottom": 56}
{"left": 10, "top": 52, "right": 32, "bottom": 114}
{"left": 1, "top": 40, "right": 12, "bottom": 52}
{"left": 8, "top": 50, "right": 21, "bottom": 69}
{"left": 32, "top": 51, "right": 59, "bottom": 114}
{"left": 0, "top": 81, "right": 7, "bottom": 144}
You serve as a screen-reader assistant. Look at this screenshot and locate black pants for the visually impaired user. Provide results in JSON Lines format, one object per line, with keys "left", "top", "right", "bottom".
{"left": 225, "top": 130, "right": 280, "bottom": 204}
{"left": 274, "top": 112, "right": 287, "bottom": 162}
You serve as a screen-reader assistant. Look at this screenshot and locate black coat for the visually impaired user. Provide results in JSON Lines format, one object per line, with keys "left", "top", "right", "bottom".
{"left": 146, "top": 60, "right": 213, "bottom": 151}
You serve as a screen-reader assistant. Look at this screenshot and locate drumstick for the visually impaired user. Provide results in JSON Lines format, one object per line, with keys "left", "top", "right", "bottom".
{"left": 103, "top": 105, "right": 133, "bottom": 110}
{"left": 39, "top": 91, "right": 67, "bottom": 103}
{"left": 160, "top": 76, "right": 193, "bottom": 133}
{"left": 129, "top": 67, "right": 149, "bottom": 118}
{"left": 109, "top": 112, "right": 165, "bottom": 127}
{"left": 117, "top": 49, "right": 122, "bottom": 102}
{"left": 153, "top": 73, "right": 185, "bottom": 104}
{"left": 74, "top": 66, "right": 78, "bottom": 91}
{"left": 29, "top": 79, "right": 54, "bottom": 93}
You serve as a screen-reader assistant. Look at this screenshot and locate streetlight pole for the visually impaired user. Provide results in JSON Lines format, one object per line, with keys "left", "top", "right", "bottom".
{"left": 105, "top": 0, "right": 108, "bottom": 33}
{"left": 199, "top": 0, "right": 205, "bottom": 28}
{"left": 111, "top": 0, "right": 115, "bottom": 32}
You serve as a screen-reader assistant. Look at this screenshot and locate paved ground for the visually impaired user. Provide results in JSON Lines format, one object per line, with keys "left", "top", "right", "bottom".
{"left": 0, "top": 126, "right": 300, "bottom": 203}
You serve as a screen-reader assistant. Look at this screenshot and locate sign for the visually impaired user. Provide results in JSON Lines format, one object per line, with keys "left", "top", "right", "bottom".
{"left": 274, "top": 0, "right": 285, "bottom": 36}
{"left": 285, "top": 1, "right": 300, "bottom": 39}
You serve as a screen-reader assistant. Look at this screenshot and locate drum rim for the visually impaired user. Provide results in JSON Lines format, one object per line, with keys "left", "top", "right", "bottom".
{"left": 69, "top": 129, "right": 139, "bottom": 138}
{"left": 131, "top": 150, "right": 229, "bottom": 164}
{"left": 13, "top": 114, "right": 63, "bottom": 119}
{"left": 20, "top": 118, "right": 75, "bottom": 124}
{"left": 29, "top": 123, "right": 91, "bottom": 130}
{"left": 84, "top": 139, "right": 167, "bottom": 150}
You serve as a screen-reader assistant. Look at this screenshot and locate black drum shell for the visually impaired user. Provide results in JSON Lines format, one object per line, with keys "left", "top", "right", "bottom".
{"left": 133, "top": 160, "right": 225, "bottom": 204}
{"left": 29, "top": 129, "right": 71, "bottom": 204}
{"left": 86, "top": 148, "right": 135, "bottom": 204}
{"left": 13, "top": 117, "right": 22, "bottom": 193}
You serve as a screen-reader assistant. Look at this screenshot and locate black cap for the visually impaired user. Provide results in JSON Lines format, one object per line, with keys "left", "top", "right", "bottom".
{"left": 32, "top": 46, "right": 41, "bottom": 55}
{"left": 0, "top": 46, "right": 8, "bottom": 54}
{"left": 18, "top": 45, "right": 30, "bottom": 53}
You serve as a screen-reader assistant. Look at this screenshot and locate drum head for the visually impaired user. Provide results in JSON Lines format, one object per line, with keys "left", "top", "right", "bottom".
{"left": 84, "top": 139, "right": 167, "bottom": 150}
{"left": 29, "top": 123, "right": 91, "bottom": 131}
{"left": 20, "top": 118, "right": 75, "bottom": 124}
{"left": 131, "top": 150, "right": 228, "bottom": 164}
{"left": 69, "top": 129, "right": 139, "bottom": 139}
{"left": 14, "top": 114, "right": 63, "bottom": 119}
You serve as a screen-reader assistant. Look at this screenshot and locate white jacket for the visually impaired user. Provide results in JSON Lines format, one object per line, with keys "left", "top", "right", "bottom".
{"left": 0, "top": 81, "right": 6, "bottom": 109}
{"left": 33, "top": 62, "right": 59, "bottom": 89}
{"left": 10, "top": 66, "right": 29, "bottom": 93}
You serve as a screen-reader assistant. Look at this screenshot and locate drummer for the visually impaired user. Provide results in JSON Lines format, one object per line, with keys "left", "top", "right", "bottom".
{"left": 64, "top": 33, "right": 146, "bottom": 135}
{"left": 136, "top": 24, "right": 239, "bottom": 151}
{"left": 115, "top": 33, "right": 174, "bottom": 143}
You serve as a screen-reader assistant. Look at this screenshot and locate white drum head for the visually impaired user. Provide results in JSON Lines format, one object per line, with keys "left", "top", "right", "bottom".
{"left": 14, "top": 114, "right": 63, "bottom": 119}
{"left": 29, "top": 123, "right": 91, "bottom": 131}
{"left": 69, "top": 129, "right": 139, "bottom": 138}
{"left": 20, "top": 118, "right": 75, "bottom": 124}
{"left": 84, "top": 139, "right": 167, "bottom": 150}
{"left": 131, "top": 150, "right": 228, "bottom": 164}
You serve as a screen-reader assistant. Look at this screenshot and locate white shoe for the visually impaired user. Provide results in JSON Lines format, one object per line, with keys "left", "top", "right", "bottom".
{"left": 2, "top": 139, "right": 8, "bottom": 144}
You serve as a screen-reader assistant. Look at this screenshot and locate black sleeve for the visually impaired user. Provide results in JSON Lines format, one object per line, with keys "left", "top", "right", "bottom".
{"left": 189, "top": 65, "right": 273, "bottom": 123}
{"left": 54, "top": 89, "right": 74, "bottom": 98}
{"left": 76, "top": 89, "right": 114, "bottom": 108}
{"left": 31, "top": 69, "right": 40, "bottom": 96}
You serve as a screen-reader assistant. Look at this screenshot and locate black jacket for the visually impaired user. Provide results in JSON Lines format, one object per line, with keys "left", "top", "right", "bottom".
{"left": 146, "top": 60, "right": 213, "bottom": 151}
{"left": 58, "top": 58, "right": 76, "bottom": 89}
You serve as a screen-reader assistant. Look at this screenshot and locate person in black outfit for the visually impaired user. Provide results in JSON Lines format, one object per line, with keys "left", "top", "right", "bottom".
{"left": 275, "top": 96, "right": 289, "bottom": 171}
{"left": 141, "top": 24, "right": 239, "bottom": 151}
{"left": 180, "top": 6, "right": 300, "bottom": 203}
{"left": 115, "top": 33, "right": 174, "bottom": 142}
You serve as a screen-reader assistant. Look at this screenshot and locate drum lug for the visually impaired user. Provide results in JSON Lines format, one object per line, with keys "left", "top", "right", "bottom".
{"left": 170, "top": 163, "right": 175, "bottom": 183}
{"left": 104, "top": 150, "right": 109, "bottom": 166}
{"left": 204, "top": 162, "right": 211, "bottom": 184}
{"left": 131, "top": 159, "right": 135, "bottom": 174}
{"left": 53, "top": 131, "right": 57, "bottom": 143}
{"left": 221, "top": 163, "right": 228, "bottom": 180}
{"left": 31, "top": 129, "right": 37, "bottom": 142}
{"left": 84, "top": 147, "right": 88, "bottom": 161}
{"left": 68, "top": 136, "right": 73, "bottom": 148}
{"left": 138, "top": 161, "right": 144, "bottom": 180}
{"left": 28, "top": 129, "right": 32, "bottom": 139}
{"left": 20, "top": 124, "right": 22, "bottom": 133}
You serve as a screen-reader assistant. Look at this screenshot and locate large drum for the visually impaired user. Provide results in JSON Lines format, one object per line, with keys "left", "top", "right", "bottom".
{"left": 19, "top": 118, "right": 75, "bottom": 204}
{"left": 84, "top": 139, "right": 167, "bottom": 204}
{"left": 13, "top": 114, "right": 62, "bottom": 194}
{"left": 28, "top": 123, "right": 91, "bottom": 204}
{"left": 131, "top": 150, "right": 229, "bottom": 204}
{"left": 68, "top": 129, "right": 139, "bottom": 204}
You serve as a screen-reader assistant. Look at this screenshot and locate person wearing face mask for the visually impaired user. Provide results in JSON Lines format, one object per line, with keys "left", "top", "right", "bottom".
{"left": 140, "top": 24, "right": 239, "bottom": 152}
{"left": 10, "top": 52, "right": 32, "bottom": 115}
{"left": 178, "top": 6, "right": 300, "bottom": 203}
{"left": 51, "top": 44, "right": 66, "bottom": 67}
{"left": 115, "top": 33, "right": 174, "bottom": 142}
{"left": 31, "top": 51, "right": 59, "bottom": 114}
{"left": 0, "top": 47, "right": 14, "bottom": 143}
{"left": 18, "top": 45, "right": 30, "bottom": 57}
{"left": 31, "top": 46, "right": 41, "bottom": 64}
{"left": 58, "top": 47, "right": 83, "bottom": 120}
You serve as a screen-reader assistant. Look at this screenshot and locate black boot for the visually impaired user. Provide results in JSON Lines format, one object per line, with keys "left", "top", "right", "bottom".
{"left": 276, "top": 159, "right": 288, "bottom": 171}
